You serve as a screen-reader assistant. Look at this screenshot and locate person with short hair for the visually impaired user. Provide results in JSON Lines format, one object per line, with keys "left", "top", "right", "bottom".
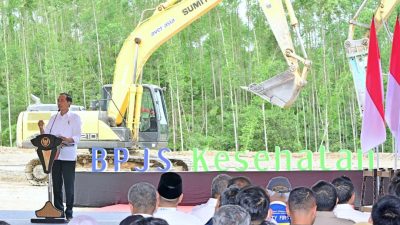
{"left": 213, "top": 205, "right": 251, "bottom": 225}
{"left": 228, "top": 176, "right": 252, "bottom": 188}
{"left": 311, "top": 181, "right": 353, "bottom": 225}
{"left": 266, "top": 176, "right": 291, "bottom": 225}
{"left": 204, "top": 185, "right": 241, "bottom": 225}
{"left": 128, "top": 182, "right": 158, "bottom": 216}
{"left": 331, "top": 176, "right": 370, "bottom": 223}
{"left": 371, "top": 195, "right": 400, "bottom": 225}
{"left": 120, "top": 182, "right": 158, "bottom": 224}
{"left": 287, "top": 187, "right": 317, "bottom": 225}
{"left": 191, "top": 174, "right": 232, "bottom": 224}
{"left": 120, "top": 215, "right": 145, "bottom": 225}
{"left": 131, "top": 217, "right": 170, "bottom": 225}
{"left": 153, "top": 172, "right": 202, "bottom": 225}
{"left": 38, "top": 93, "right": 82, "bottom": 221}
{"left": 236, "top": 185, "right": 272, "bottom": 225}
{"left": 220, "top": 185, "right": 241, "bottom": 206}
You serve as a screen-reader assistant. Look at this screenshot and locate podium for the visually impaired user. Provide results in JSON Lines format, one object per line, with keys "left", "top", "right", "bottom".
{"left": 30, "top": 134, "right": 66, "bottom": 223}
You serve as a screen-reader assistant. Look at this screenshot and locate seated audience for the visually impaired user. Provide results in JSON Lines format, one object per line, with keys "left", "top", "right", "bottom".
{"left": 153, "top": 172, "right": 202, "bottom": 225}
{"left": 311, "top": 180, "right": 353, "bottom": 225}
{"left": 371, "top": 195, "right": 400, "bottom": 225}
{"left": 120, "top": 182, "right": 158, "bottom": 224}
{"left": 228, "top": 176, "right": 252, "bottom": 188}
{"left": 129, "top": 182, "right": 158, "bottom": 216}
{"left": 331, "top": 176, "right": 369, "bottom": 223}
{"left": 236, "top": 185, "right": 273, "bottom": 225}
{"left": 266, "top": 176, "right": 291, "bottom": 225}
{"left": 191, "top": 174, "right": 232, "bottom": 224}
{"left": 204, "top": 185, "right": 241, "bottom": 225}
{"left": 287, "top": 187, "right": 317, "bottom": 225}
{"left": 213, "top": 205, "right": 251, "bottom": 225}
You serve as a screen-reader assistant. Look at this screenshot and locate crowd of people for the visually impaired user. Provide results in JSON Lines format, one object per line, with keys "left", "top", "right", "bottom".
{"left": 2, "top": 171, "right": 400, "bottom": 225}
{"left": 113, "top": 171, "right": 400, "bottom": 225}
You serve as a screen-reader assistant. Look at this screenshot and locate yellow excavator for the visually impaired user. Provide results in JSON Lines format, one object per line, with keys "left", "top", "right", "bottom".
{"left": 16, "top": 0, "right": 310, "bottom": 185}
{"left": 345, "top": 0, "right": 400, "bottom": 114}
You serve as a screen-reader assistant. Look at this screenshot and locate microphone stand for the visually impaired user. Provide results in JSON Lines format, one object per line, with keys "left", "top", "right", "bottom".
{"left": 49, "top": 110, "right": 60, "bottom": 134}
{"left": 48, "top": 110, "right": 59, "bottom": 205}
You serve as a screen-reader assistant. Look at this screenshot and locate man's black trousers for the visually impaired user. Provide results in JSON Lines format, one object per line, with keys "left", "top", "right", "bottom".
{"left": 52, "top": 160, "right": 76, "bottom": 217}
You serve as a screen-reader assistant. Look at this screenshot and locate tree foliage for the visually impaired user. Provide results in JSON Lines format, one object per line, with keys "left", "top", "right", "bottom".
{"left": 0, "top": 0, "right": 399, "bottom": 152}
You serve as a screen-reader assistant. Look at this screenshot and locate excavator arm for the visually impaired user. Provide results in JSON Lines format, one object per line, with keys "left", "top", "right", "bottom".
{"left": 108, "top": 0, "right": 310, "bottom": 143}
{"left": 242, "top": 0, "right": 311, "bottom": 108}
{"left": 109, "top": 0, "right": 223, "bottom": 143}
{"left": 345, "top": 0, "right": 400, "bottom": 114}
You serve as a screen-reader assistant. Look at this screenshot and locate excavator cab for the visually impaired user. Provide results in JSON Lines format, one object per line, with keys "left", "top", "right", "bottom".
{"left": 101, "top": 84, "right": 168, "bottom": 149}
{"left": 137, "top": 85, "right": 168, "bottom": 149}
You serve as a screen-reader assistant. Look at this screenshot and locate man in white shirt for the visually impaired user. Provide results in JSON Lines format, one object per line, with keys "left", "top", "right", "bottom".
{"left": 153, "top": 172, "right": 202, "bottom": 225}
{"left": 120, "top": 182, "right": 158, "bottom": 224}
{"left": 332, "top": 176, "right": 370, "bottom": 223}
{"left": 38, "top": 93, "right": 82, "bottom": 221}
{"left": 191, "top": 174, "right": 232, "bottom": 224}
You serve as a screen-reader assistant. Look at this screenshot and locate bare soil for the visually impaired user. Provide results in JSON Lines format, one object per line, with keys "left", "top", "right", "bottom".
{"left": 0, "top": 146, "right": 397, "bottom": 210}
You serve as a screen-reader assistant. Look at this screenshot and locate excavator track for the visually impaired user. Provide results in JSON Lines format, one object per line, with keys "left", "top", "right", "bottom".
{"left": 25, "top": 158, "right": 49, "bottom": 186}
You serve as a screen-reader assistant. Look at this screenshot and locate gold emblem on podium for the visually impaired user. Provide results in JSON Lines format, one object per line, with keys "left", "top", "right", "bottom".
{"left": 41, "top": 137, "right": 50, "bottom": 148}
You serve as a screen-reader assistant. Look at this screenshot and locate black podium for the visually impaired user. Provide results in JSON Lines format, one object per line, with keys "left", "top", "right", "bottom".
{"left": 30, "top": 134, "right": 66, "bottom": 223}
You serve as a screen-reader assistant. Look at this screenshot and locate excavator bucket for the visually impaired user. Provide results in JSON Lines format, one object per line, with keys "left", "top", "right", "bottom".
{"left": 242, "top": 70, "right": 303, "bottom": 108}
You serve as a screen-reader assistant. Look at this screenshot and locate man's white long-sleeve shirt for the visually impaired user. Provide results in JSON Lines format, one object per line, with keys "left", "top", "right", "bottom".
{"left": 191, "top": 198, "right": 218, "bottom": 224}
{"left": 154, "top": 207, "right": 202, "bottom": 225}
{"left": 44, "top": 111, "right": 82, "bottom": 161}
{"left": 333, "top": 204, "right": 370, "bottom": 223}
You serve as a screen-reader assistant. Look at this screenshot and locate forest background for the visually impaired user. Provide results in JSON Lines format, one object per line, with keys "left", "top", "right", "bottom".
{"left": 0, "top": 0, "right": 399, "bottom": 153}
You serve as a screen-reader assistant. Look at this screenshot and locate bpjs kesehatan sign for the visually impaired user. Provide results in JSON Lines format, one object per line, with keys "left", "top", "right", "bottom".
{"left": 91, "top": 146, "right": 376, "bottom": 172}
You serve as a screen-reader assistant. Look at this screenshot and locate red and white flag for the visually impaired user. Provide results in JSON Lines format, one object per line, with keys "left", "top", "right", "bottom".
{"left": 386, "top": 17, "right": 400, "bottom": 149}
{"left": 361, "top": 18, "right": 386, "bottom": 153}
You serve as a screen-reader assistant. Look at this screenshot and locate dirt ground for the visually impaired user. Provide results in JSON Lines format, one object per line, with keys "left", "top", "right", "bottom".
{"left": 0, "top": 146, "right": 398, "bottom": 210}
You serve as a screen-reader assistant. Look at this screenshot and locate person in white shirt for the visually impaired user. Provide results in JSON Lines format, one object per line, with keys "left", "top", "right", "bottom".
{"left": 332, "top": 176, "right": 370, "bottom": 223}
{"left": 120, "top": 182, "right": 158, "bottom": 224}
{"left": 153, "top": 172, "right": 202, "bottom": 225}
{"left": 38, "top": 93, "right": 82, "bottom": 221}
{"left": 191, "top": 174, "right": 232, "bottom": 224}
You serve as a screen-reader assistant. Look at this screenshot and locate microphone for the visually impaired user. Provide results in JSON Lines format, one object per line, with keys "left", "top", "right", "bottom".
{"left": 49, "top": 110, "right": 60, "bottom": 134}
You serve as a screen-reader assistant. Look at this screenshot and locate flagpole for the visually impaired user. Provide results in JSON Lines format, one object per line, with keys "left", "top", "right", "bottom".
{"left": 395, "top": 139, "right": 398, "bottom": 170}
{"left": 361, "top": 18, "right": 387, "bottom": 200}
{"left": 386, "top": 16, "right": 400, "bottom": 171}
{"left": 376, "top": 146, "right": 380, "bottom": 198}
